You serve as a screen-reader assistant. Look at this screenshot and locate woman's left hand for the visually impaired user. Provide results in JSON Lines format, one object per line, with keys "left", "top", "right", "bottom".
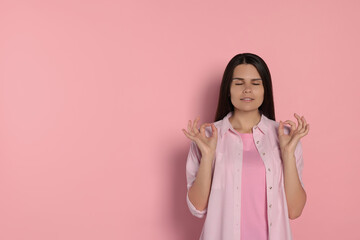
{"left": 278, "top": 113, "right": 310, "bottom": 156}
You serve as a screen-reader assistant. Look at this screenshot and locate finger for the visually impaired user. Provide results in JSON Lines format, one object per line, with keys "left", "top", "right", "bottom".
{"left": 195, "top": 116, "right": 201, "bottom": 133}
{"left": 299, "top": 123, "right": 310, "bottom": 137}
{"left": 298, "top": 116, "right": 307, "bottom": 134}
{"left": 304, "top": 123, "right": 309, "bottom": 135}
{"left": 192, "top": 116, "right": 200, "bottom": 134}
{"left": 284, "top": 120, "right": 296, "bottom": 135}
{"left": 203, "top": 123, "right": 215, "bottom": 135}
{"left": 211, "top": 123, "right": 218, "bottom": 138}
{"left": 182, "top": 129, "right": 195, "bottom": 141}
{"left": 302, "top": 116, "right": 307, "bottom": 126}
{"left": 294, "top": 113, "right": 303, "bottom": 132}
{"left": 191, "top": 117, "right": 197, "bottom": 132}
{"left": 187, "top": 120, "right": 192, "bottom": 134}
{"left": 200, "top": 122, "right": 209, "bottom": 136}
{"left": 278, "top": 120, "right": 284, "bottom": 137}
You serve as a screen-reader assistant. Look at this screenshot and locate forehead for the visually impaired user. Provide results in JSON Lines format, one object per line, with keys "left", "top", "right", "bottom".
{"left": 232, "top": 64, "right": 261, "bottom": 78}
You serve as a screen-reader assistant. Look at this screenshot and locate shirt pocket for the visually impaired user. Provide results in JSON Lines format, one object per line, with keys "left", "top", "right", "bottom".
{"left": 212, "top": 152, "right": 225, "bottom": 190}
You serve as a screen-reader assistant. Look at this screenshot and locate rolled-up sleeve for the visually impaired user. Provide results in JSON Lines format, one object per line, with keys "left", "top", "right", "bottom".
{"left": 185, "top": 141, "right": 207, "bottom": 218}
{"left": 294, "top": 140, "right": 305, "bottom": 189}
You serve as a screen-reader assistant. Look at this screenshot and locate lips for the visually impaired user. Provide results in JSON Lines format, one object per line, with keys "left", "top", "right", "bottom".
{"left": 240, "top": 98, "right": 254, "bottom": 100}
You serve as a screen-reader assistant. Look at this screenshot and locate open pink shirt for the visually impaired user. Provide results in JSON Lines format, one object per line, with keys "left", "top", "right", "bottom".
{"left": 185, "top": 111, "right": 305, "bottom": 240}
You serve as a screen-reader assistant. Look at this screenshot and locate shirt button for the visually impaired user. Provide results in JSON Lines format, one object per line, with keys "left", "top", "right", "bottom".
{"left": 254, "top": 126, "right": 257, "bottom": 129}
{"left": 269, "top": 204, "right": 272, "bottom": 208}
{"left": 269, "top": 186, "right": 272, "bottom": 189}
{"left": 270, "top": 222, "right": 272, "bottom": 227}
{"left": 256, "top": 141, "right": 259, "bottom": 144}
{"left": 262, "top": 152, "right": 265, "bottom": 155}
{"left": 268, "top": 168, "right": 271, "bottom": 172}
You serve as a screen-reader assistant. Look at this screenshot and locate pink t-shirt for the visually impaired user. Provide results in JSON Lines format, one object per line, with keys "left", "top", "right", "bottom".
{"left": 238, "top": 131, "right": 268, "bottom": 240}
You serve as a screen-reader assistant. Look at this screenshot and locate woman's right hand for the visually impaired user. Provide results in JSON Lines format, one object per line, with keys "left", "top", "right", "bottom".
{"left": 182, "top": 116, "right": 218, "bottom": 158}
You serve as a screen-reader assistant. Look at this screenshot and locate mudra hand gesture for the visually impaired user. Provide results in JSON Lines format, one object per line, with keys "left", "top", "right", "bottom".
{"left": 278, "top": 113, "right": 310, "bottom": 157}
{"left": 182, "top": 116, "right": 218, "bottom": 158}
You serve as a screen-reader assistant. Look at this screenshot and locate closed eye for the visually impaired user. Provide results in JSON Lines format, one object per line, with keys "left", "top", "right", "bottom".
{"left": 235, "top": 83, "right": 260, "bottom": 85}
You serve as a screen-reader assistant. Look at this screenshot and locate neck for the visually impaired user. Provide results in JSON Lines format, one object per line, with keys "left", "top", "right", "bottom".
{"left": 229, "top": 109, "right": 261, "bottom": 133}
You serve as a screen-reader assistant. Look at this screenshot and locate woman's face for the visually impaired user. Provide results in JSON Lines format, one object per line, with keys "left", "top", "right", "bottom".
{"left": 230, "top": 64, "right": 264, "bottom": 113}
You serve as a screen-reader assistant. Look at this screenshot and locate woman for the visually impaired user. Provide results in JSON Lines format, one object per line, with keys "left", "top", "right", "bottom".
{"left": 182, "top": 53, "right": 309, "bottom": 240}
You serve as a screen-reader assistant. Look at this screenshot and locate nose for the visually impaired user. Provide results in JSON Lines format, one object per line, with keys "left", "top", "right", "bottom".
{"left": 243, "top": 86, "right": 252, "bottom": 93}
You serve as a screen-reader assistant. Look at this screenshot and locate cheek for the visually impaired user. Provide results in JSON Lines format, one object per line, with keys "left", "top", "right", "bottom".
{"left": 230, "top": 88, "right": 240, "bottom": 96}
{"left": 256, "top": 88, "right": 265, "bottom": 97}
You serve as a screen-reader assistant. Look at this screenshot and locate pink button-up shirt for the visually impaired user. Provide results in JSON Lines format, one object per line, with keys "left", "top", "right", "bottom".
{"left": 185, "top": 111, "right": 305, "bottom": 240}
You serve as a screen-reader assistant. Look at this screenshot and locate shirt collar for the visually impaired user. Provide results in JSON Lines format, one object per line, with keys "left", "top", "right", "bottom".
{"left": 220, "top": 111, "right": 269, "bottom": 137}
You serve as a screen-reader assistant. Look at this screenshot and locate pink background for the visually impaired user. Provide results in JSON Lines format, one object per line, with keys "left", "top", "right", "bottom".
{"left": 1, "top": 0, "right": 359, "bottom": 239}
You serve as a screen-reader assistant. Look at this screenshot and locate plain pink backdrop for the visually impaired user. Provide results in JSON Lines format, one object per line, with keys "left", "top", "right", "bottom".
{"left": 1, "top": 0, "right": 359, "bottom": 239}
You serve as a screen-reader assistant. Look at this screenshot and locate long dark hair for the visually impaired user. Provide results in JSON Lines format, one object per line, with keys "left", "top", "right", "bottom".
{"left": 214, "top": 53, "right": 276, "bottom": 121}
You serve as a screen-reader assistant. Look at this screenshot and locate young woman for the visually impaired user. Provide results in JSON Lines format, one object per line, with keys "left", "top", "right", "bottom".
{"left": 182, "top": 53, "right": 309, "bottom": 240}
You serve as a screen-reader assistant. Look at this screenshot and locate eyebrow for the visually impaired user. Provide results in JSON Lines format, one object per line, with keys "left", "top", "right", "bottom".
{"left": 232, "top": 78, "right": 262, "bottom": 81}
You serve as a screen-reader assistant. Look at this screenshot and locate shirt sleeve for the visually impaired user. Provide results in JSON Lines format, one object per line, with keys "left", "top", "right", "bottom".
{"left": 185, "top": 140, "right": 207, "bottom": 218}
{"left": 294, "top": 140, "right": 305, "bottom": 189}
